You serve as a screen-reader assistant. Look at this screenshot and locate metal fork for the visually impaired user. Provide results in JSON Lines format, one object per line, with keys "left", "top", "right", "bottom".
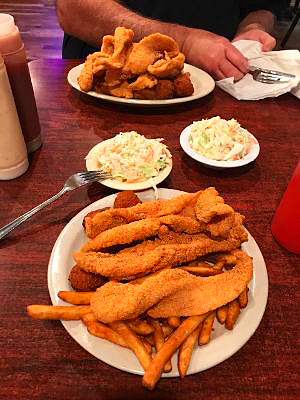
{"left": 249, "top": 67, "right": 296, "bottom": 84}
{"left": 0, "top": 170, "right": 111, "bottom": 240}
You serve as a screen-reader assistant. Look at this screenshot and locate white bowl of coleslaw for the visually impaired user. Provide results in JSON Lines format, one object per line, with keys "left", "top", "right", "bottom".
{"left": 180, "top": 117, "right": 260, "bottom": 169}
{"left": 85, "top": 131, "right": 172, "bottom": 191}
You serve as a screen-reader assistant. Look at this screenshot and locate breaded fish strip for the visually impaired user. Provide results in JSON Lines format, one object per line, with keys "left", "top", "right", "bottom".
{"left": 81, "top": 215, "right": 204, "bottom": 252}
{"left": 81, "top": 218, "right": 162, "bottom": 252}
{"left": 148, "top": 250, "right": 252, "bottom": 318}
{"left": 84, "top": 191, "right": 201, "bottom": 238}
{"left": 90, "top": 250, "right": 252, "bottom": 322}
{"left": 195, "top": 187, "right": 234, "bottom": 223}
{"left": 74, "top": 234, "right": 245, "bottom": 280}
{"left": 122, "top": 33, "right": 179, "bottom": 76}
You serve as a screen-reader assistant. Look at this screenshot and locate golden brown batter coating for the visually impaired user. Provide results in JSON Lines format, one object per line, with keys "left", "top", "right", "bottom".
{"left": 90, "top": 250, "right": 252, "bottom": 322}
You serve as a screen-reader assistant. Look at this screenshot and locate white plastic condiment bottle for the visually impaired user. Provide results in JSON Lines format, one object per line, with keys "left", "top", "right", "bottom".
{"left": 0, "top": 54, "right": 29, "bottom": 179}
{"left": 0, "top": 13, "right": 42, "bottom": 153}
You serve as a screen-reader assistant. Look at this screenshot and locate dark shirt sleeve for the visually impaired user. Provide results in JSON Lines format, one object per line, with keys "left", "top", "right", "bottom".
{"left": 240, "top": 0, "right": 285, "bottom": 19}
{"left": 62, "top": 33, "right": 98, "bottom": 59}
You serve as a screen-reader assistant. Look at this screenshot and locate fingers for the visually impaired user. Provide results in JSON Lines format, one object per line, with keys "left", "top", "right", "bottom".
{"left": 225, "top": 46, "right": 249, "bottom": 74}
{"left": 261, "top": 35, "right": 276, "bottom": 51}
{"left": 219, "top": 59, "right": 244, "bottom": 81}
{"left": 184, "top": 34, "right": 249, "bottom": 81}
{"left": 214, "top": 69, "right": 226, "bottom": 81}
{"left": 233, "top": 29, "right": 276, "bottom": 52}
{"left": 213, "top": 42, "right": 248, "bottom": 81}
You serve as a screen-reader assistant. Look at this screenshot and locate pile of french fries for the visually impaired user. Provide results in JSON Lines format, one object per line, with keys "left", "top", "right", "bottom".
{"left": 27, "top": 254, "right": 249, "bottom": 390}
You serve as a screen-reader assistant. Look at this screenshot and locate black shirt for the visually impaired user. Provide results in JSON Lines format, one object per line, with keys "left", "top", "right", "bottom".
{"left": 62, "top": 0, "right": 283, "bottom": 59}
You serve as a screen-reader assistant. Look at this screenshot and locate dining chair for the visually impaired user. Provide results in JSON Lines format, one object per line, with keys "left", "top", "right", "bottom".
{"left": 281, "top": 1, "right": 300, "bottom": 47}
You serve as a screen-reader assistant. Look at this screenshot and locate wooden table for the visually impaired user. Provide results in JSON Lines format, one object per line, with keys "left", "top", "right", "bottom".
{"left": 0, "top": 60, "right": 299, "bottom": 400}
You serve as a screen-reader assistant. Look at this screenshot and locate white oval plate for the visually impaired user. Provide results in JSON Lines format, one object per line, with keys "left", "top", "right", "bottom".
{"left": 180, "top": 124, "right": 260, "bottom": 169}
{"left": 48, "top": 188, "right": 268, "bottom": 377}
{"left": 85, "top": 142, "right": 172, "bottom": 190}
{"left": 67, "top": 63, "right": 215, "bottom": 106}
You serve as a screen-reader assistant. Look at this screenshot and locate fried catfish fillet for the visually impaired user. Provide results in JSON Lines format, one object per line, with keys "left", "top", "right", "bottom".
{"left": 81, "top": 215, "right": 204, "bottom": 252}
{"left": 74, "top": 230, "right": 246, "bottom": 280}
{"left": 89, "top": 250, "right": 252, "bottom": 322}
{"left": 78, "top": 27, "right": 134, "bottom": 92}
{"left": 84, "top": 191, "right": 201, "bottom": 238}
{"left": 122, "top": 33, "right": 179, "bottom": 76}
{"left": 148, "top": 52, "right": 185, "bottom": 78}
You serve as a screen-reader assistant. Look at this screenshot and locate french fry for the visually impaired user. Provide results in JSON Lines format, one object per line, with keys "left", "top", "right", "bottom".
{"left": 217, "top": 253, "right": 237, "bottom": 265}
{"left": 212, "top": 261, "right": 224, "bottom": 271}
{"left": 187, "top": 260, "right": 213, "bottom": 268}
{"left": 27, "top": 305, "right": 90, "bottom": 320}
{"left": 216, "top": 304, "right": 228, "bottom": 325}
{"left": 142, "top": 313, "right": 209, "bottom": 390}
{"left": 58, "top": 291, "right": 94, "bottom": 305}
{"left": 87, "top": 320, "right": 129, "bottom": 348}
{"left": 128, "top": 318, "right": 154, "bottom": 336}
{"left": 140, "top": 337, "right": 152, "bottom": 354}
{"left": 217, "top": 253, "right": 237, "bottom": 270}
{"left": 238, "top": 287, "right": 249, "bottom": 308}
{"left": 145, "top": 335, "right": 155, "bottom": 347}
{"left": 225, "top": 299, "right": 240, "bottom": 330}
{"left": 178, "top": 325, "right": 201, "bottom": 378}
{"left": 161, "top": 323, "right": 174, "bottom": 338}
{"left": 167, "top": 317, "right": 181, "bottom": 328}
{"left": 198, "top": 311, "right": 215, "bottom": 345}
{"left": 149, "top": 318, "right": 172, "bottom": 373}
{"left": 81, "top": 312, "right": 98, "bottom": 325}
{"left": 110, "top": 321, "right": 152, "bottom": 371}
{"left": 179, "top": 266, "right": 221, "bottom": 276}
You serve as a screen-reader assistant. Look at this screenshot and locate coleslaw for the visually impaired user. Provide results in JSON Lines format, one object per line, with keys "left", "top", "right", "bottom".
{"left": 189, "top": 116, "right": 255, "bottom": 161}
{"left": 86, "top": 131, "right": 172, "bottom": 183}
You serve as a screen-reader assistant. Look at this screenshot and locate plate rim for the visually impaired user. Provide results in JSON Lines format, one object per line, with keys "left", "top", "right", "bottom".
{"left": 180, "top": 124, "right": 260, "bottom": 169}
{"left": 47, "top": 188, "right": 268, "bottom": 377}
{"left": 67, "top": 63, "right": 215, "bottom": 106}
{"left": 85, "top": 141, "right": 173, "bottom": 191}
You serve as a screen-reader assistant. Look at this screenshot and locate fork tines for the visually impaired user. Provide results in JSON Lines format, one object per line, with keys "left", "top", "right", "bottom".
{"left": 251, "top": 67, "right": 295, "bottom": 78}
{"left": 249, "top": 66, "right": 296, "bottom": 84}
{"left": 79, "top": 170, "right": 111, "bottom": 181}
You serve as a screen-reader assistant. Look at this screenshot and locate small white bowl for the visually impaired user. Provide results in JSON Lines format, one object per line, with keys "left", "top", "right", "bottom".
{"left": 85, "top": 141, "right": 172, "bottom": 191}
{"left": 180, "top": 123, "right": 260, "bottom": 169}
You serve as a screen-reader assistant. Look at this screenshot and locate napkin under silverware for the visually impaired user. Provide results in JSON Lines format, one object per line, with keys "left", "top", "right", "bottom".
{"left": 216, "top": 40, "right": 300, "bottom": 100}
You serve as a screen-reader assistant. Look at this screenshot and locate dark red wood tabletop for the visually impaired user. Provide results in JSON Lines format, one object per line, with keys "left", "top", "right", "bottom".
{"left": 0, "top": 59, "right": 299, "bottom": 400}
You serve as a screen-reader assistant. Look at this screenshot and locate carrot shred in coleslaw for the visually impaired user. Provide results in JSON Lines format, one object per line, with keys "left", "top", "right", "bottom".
{"left": 189, "top": 117, "right": 255, "bottom": 161}
{"left": 86, "top": 131, "right": 172, "bottom": 183}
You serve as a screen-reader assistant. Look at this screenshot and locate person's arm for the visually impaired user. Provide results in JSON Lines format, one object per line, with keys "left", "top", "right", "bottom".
{"left": 233, "top": 10, "right": 276, "bottom": 51}
{"left": 56, "top": 0, "right": 249, "bottom": 81}
{"left": 56, "top": 0, "right": 191, "bottom": 50}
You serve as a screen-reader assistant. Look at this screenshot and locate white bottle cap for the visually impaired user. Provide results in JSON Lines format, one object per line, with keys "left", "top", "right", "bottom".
{"left": 0, "top": 14, "right": 16, "bottom": 37}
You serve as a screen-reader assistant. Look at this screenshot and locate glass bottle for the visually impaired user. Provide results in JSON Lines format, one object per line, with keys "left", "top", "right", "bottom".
{"left": 0, "top": 13, "right": 42, "bottom": 153}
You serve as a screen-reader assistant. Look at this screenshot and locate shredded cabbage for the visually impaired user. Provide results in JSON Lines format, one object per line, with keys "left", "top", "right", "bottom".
{"left": 189, "top": 116, "right": 254, "bottom": 161}
{"left": 86, "top": 131, "right": 171, "bottom": 183}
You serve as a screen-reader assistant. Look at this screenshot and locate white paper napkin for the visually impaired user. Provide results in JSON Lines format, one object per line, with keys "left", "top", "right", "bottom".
{"left": 216, "top": 40, "right": 300, "bottom": 100}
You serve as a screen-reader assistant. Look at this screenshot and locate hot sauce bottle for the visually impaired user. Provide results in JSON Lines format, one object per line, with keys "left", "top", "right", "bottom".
{"left": 0, "top": 13, "right": 42, "bottom": 153}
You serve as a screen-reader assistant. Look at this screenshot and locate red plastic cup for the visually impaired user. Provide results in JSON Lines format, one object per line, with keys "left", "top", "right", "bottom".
{"left": 271, "top": 161, "right": 300, "bottom": 254}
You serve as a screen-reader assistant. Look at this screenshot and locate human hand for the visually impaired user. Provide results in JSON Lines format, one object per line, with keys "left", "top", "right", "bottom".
{"left": 182, "top": 30, "right": 249, "bottom": 81}
{"left": 233, "top": 29, "right": 276, "bottom": 51}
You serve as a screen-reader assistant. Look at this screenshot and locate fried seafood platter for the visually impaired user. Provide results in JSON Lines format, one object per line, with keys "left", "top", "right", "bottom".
{"left": 27, "top": 188, "right": 267, "bottom": 390}
{"left": 77, "top": 27, "right": 194, "bottom": 100}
